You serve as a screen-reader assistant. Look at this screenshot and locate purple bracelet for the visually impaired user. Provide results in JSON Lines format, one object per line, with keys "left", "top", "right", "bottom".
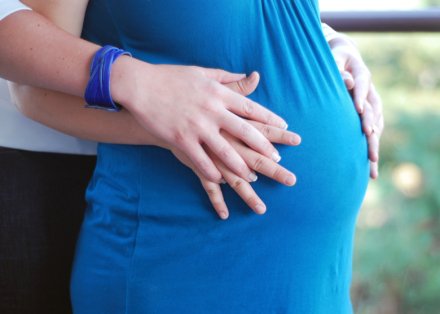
{"left": 84, "top": 45, "right": 132, "bottom": 112}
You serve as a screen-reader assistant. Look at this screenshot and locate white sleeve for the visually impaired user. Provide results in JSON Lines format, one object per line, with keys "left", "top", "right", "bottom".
{"left": 0, "top": 0, "right": 31, "bottom": 21}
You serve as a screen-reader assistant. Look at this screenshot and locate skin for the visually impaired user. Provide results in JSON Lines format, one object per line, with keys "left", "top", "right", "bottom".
{"left": 328, "top": 34, "right": 384, "bottom": 179}
{"left": 6, "top": 0, "right": 299, "bottom": 220}
{"left": 0, "top": 0, "right": 288, "bottom": 185}
{"left": 4, "top": 1, "right": 383, "bottom": 219}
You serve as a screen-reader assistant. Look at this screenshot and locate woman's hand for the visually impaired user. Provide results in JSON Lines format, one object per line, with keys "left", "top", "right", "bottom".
{"left": 328, "top": 34, "right": 384, "bottom": 179}
{"left": 169, "top": 73, "right": 301, "bottom": 220}
{"left": 111, "top": 59, "right": 288, "bottom": 184}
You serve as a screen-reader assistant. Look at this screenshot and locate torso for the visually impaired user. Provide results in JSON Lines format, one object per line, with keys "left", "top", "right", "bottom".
{"left": 72, "top": 1, "right": 369, "bottom": 312}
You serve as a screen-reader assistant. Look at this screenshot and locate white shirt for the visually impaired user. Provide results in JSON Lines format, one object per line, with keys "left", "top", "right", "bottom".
{"left": 0, "top": 79, "right": 97, "bottom": 155}
{"left": 0, "top": 0, "right": 30, "bottom": 20}
{"left": 0, "top": 1, "right": 97, "bottom": 155}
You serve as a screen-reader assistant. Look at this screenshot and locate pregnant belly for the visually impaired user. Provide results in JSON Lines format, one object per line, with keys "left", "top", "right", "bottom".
{"left": 81, "top": 87, "right": 369, "bottom": 312}
{"left": 88, "top": 82, "right": 369, "bottom": 232}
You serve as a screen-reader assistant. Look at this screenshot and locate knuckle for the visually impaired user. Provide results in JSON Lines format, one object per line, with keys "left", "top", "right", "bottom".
{"left": 188, "top": 116, "right": 206, "bottom": 130}
{"left": 252, "top": 156, "right": 265, "bottom": 172}
{"left": 172, "top": 129, "right": 187, "bottom": 145}
{"left": 261, "top": 125, "right": 272, "bottom": 138}
{"left": 196, "top": 158, "right": 211, "bottom": 174}
{"left": 240, "top": 122, "right": 253, "bottom": 137}
{"left": 206, "top": 80, "right": 222, "bottom": 96}
{"left": 231, "top": 178, "right": 245, "bottom": 190}
{"left": 242, "top": 100, "right": 254, "bottom": 116}
{"left": 206, "top": 186, "right": 219, "bottom": 198}
{"left": 265, "top": 113, "right": 276, "bottom": 125}
{"left": 218, "top": 145, "right": 231, "bottom": 160}
{"left": 202, "top": 100, "right": 221, "bottom": 115}
{"left": 236, "top": 79, "right": 248, "bottom": 95}
{"left": 272, "top": 167, "right": 283, "bottom": 181}
{"left": 246, "top": 196, "right": 258, "bottom": 207}
{"left": 281, "top": 131, "right": 290, "bottom": 143}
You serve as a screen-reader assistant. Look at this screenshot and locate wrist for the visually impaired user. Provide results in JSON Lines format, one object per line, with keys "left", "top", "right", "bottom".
{"left": 84, "top": 46, "right": 131, "bottom": 111}
{"left": 110, "top": 56, "right": 154, "bottom": 113}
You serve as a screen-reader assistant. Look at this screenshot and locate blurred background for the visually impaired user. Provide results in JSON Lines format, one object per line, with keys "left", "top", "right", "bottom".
{"left": 320, "top": 0, "right": 440, "bottom": 313}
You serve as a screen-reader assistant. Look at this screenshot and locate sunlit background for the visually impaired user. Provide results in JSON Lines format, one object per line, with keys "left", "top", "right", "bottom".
{"left": 320, "top": 1, "right": 440, "bottom": 313}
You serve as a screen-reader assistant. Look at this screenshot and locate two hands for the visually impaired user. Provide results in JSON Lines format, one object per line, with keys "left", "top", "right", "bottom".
{"left": 178, "top": 33, "right": 384, "bottom": 220}
{"left": 2, "top": 2, "right": 382, "bottom": 219}
{"left": 120, "top": 32, "right": 384, "bottom": 220}
{"left": 170, "top": 72, "right": 300, "bottom": 220}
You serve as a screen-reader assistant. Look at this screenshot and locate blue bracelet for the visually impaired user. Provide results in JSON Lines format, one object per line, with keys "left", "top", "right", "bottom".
{"left": 84, "top": 45, "right": 132, "bottom": 112}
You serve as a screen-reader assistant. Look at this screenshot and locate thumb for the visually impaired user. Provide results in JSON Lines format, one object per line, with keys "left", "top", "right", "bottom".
{"left": 202, "top": 68, "right": 246, "bottom": 84}
{"left": 224, "top": 71, "right": 260, "bottom": 96}
{"left": 332, "top": 53, "right": 348, "bottom": 75}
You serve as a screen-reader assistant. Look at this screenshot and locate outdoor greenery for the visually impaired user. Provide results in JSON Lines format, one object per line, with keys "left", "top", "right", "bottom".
{"left": 349, "top": 33, "right": 440, "bottom": 314}
{"left": 424, "top": 0, "right": 440, "bottom": 6}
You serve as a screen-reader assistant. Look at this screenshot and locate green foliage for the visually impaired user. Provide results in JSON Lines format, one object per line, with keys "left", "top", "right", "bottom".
{"left": 423, "top": 0, "right": 440, "bottom": 7}
{"left": 349, "top": 34, "right": 440, "bottom": 313}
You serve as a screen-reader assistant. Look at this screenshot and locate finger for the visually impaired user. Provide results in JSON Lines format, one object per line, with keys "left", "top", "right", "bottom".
{"left": 215, "top": 158, "right": 267, "bottom": 215}
{"left": 224, "top": 71, "right": 260, "bottom": 97}
{"left": 351, "top": 64, "right": 371, "bottom": 113}
{"left": 367, "top": 84, "right": 384, "bottom": 137}
{"left": 221, "top": 111, "right": 281, "bottom": 162}
{"left": 230, "top": 141, "right": 296, "bottom": 186}
{"left": 342, "top": 71, "right": 355, "bottom": 90}
{"left": 247, "top": 120, "right": 301, "bottom": 146}
{"left": 199, "top": 179, "right": 229, "bottom": 220}
{"left": 201, "top": 67, "right": 246, "bottom": 83}
{"left": 367, "top": 131, "right": 379, "bottom": 163}
{"left": 370, "top": 161, "right": 379, "bottom": 180}
{"left": 202, "top": 133, "right": 258, "bottom": 183}
{"left": 362, "top": 102, "right": 375, "bottom": 137}
{"left": 332, "top": 52, "right": 348, "bottom": 74}
{"left": 171, "top": 148, "right": 230, "bottom": 219}
{"left": 180, "top": 141, "right": 222, "bottom": 183}
{"left": 201, "top": 67, "right": 246, "bottom": 84}
{"left": 221, "top": 88, "right": 288, "bottom": 129}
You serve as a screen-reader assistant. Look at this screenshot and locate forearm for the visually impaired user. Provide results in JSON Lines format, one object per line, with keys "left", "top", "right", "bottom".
{"left": 0, "top": 10, "right": 97, "bottom": 97}
{"left": 8, "top": 82, "right": 166, "bottom": 147}
{"left": 0, "top": 8, "right": 141, "bottom": 109}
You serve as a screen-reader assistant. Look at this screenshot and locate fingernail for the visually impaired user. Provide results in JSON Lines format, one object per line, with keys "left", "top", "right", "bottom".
{"left": 360, "top": 101, "right": 366, "bottom": 113}
{"left": 248, "top": 172, "right": 258, "bottom": 182}
{"left": 220, "top": 211, "right": 229, "bottom": 219}
{"left": 272, "top": 152, "right": 281, "bottom": 163}
{"left": 220, "top": 179, "right": 227, "bottom": 184}
{"left": 356, "top": 101, "right": 364, "bottom": 114}
{"left": 248, "top": 72, "right": 257, "bottom": 81}
{"left": 282, "top": 122, "right": 289, "bottom": 130}
{"left": 285, "top": 174, "right": 296, "bottom": 186}
{"left": 290, "top": 135, "right": 301, "bottom": 145}
{"left": 255, "top": 204, "right": 266, "bottom": 214}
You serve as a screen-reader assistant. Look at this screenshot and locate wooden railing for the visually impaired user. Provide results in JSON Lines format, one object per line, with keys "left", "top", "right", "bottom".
{"left": 321, "top": 9, "right": 440, "bottom": 32}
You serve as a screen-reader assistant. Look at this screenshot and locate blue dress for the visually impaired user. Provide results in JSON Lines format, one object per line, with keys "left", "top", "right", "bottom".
{"left": 71, "top": 1, "right": 369, "bottom": 313}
